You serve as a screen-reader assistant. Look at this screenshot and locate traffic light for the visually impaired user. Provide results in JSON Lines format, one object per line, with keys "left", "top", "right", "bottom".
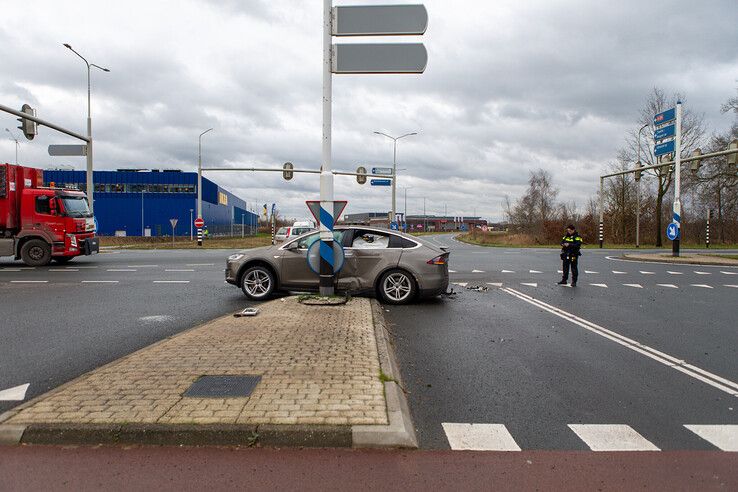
{"left": 356, "top": 166, "right": 367, "bottom": 185}
{"left": 689, "top": 148, "right": 702, "bottom": 174}
{"left": 17, "top": 104, "right": 37, "bottom": 140}
{"left": 282, "top": 162, "right": 294, "bottom": 180}
{"left": 634, "top": 161, "right": 642, "bottom": 181}
{"left": 728, "top": 139, "right": 738, "bottom": 168}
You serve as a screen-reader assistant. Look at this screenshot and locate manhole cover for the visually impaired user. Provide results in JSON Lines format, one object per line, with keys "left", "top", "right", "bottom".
{"left": 184, "top": 375, "right": 261, "bottom": 398}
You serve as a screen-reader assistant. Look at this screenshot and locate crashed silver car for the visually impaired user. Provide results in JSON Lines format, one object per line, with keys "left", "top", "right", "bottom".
{"left": 225, "top": 226, "right": 449, "bottom": 304}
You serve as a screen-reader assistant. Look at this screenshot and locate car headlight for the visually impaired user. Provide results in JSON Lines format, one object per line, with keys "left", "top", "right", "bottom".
{"left": 228, "top": 253, "right": 245, "bottom": 261}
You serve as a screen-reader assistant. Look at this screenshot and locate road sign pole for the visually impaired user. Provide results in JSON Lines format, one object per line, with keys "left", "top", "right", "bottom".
{"left": 391, "top": 138, "right": 397, "bottom": 223}
{"left": 598, "top": 176, "right": 604, "bottom": 248}
{"left": 672, "top": 102, "right": 682, "bottom": 257}
{"left": 706, "top": 209, "right": 710, "bottom": 249}
{"left": 319, "top": 0, "right": 335, "bottom": 297}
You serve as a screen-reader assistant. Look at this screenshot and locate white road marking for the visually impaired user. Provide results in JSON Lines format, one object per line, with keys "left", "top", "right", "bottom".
{"left": 49, "top": 268, "right": 78, "bottom": 272}
{"left": 127, "top": 265, "right": 158, "bottom": 268}
{"left": 452, "top": 282, "right": 468, "bottom": 287}
{"left": 73, "top": 266, "right": 98, "bottom": 269}
{"left": 667, "top": 271, "right": 684, "bottom": 275}
{"left": 657, "top": 284, "right": 678, "bottom": 289}
{"left": 187, "top": 263, "right": 215, "bottom": 266}
{"left": 558, "top": 270, "right": 563, "bottom": 274}
{"left": 639, "top": 271, "right": 655, "bottom": 275}
{"left": 10, "top": 280, "right": 48, "bottom": 283}
{"left": 721, "top": 271, "right": 738, "bottom": 275}
{"left": 501, "top": 270, "right": 515, "bottom": 273}
{"left": 529, "top": 270, "right": 542, "bottom": 274}
{"left": 612, "top": 270, "right": 626, "bottom": 274}
{"left": 584, "top": 270, "right": 598, "bottom": 274}
{"left": 486, "top": 282, "right": 503, "bottom": 287}
{"left": 0, "top": 383, "right": 30, "bottom": 401}
{"left": 448, "top": 270, "right": 457, "bottom": 273}
{"left": 684, "top": 425, "right": 738, "bottom": 451}
{"left": 0, "top": 269, "right": 22, "bottom": 272}
{"left": 153, "top": 280, "right": 190, "bottom": 284}
{"left": 138, "top": 315, "right": 176, "bottom": 324}
{"left": 442, "top": 423, "right": 521, "bottom": 451}
{"left": 694, "top": 271, "right": 711, "bottom": 275}
{"left": 81, "top": 280, "right": 119, "bottom": 284}
{"left": 568, "top": 424, "right": 659, "bottom": 451}
{"left": 165, "top": 269, "right": 195, "bottom": 272}
{"left": 590, "top": 283, "right": 608, "bottom": 288}
{"left": 725, "top": 285, "right": 738, "bottom": 289}
{"left": 623, "top": 283, "right": 643, "bottom": 288}
{"left": 471, "top": 269, "right": 485, "bottom": 273}
{"left": 520, "top": 282, "right": 538, "bottom": 287}
{"left": 500, "top": 287, "right": 738, "bottom": 397}
{"left": 107, "top": 269, "right": 136, "bottom": 272}
{"left": 690, "top": 284, "right": 713, "bottom": 289}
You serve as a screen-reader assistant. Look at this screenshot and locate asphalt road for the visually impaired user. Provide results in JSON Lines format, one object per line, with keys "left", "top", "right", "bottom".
{"left": 387, "top": 234, "right": 738, "bottom": 451}
{"left": 0, "top": 248, "right": 251, "bottom": 414}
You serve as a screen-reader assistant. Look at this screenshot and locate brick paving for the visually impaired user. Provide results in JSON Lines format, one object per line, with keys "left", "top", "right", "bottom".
{"left": 6, "top": 297, "right": 387, "bottom": 427}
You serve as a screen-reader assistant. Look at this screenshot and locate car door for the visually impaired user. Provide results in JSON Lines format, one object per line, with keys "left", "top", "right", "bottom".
{"left": 279, "top": 233, "right": 320, "bottom": 289}
{"left": 344, "top": 229, "right": 402, "bottom": 291}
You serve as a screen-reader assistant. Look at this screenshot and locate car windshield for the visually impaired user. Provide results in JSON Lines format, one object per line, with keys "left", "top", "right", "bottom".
{"left": 276, "top": 227, "right": 288, "bottom": 235}
{"left": 60, "top": 196, "right": 92, "bottom": 218}
{"left": 296, "top": 230, "right": 344, "bottom": 249}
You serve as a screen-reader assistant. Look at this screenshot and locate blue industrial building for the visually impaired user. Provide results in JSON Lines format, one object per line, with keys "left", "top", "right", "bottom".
{"left": 43, "top": 169, "right": 258, "bottom": 237}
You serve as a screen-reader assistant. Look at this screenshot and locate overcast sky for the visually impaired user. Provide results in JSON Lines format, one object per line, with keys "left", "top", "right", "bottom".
{"left": 1, "top": 0, "right": 737, "bottom": 221}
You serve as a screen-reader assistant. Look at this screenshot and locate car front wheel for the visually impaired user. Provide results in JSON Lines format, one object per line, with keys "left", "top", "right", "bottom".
{"left": 378, "top": 269, "right": 417, "bottom": 305}
{"left": 240, "top": 265, "right": 276, "bottom": 300}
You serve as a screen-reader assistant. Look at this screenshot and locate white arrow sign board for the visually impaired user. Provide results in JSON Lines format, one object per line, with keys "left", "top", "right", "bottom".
{"left": 332, "top": 43, "right": 427, "bottom": 74}
{"left": 332, "top": 5, "right": 428, "bottom": 36}
{"left": 48, "top": 144, "right": 87, "bottom": 156}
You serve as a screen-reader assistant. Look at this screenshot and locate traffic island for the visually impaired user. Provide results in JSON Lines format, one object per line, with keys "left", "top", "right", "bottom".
{"left": 621, "top": 252, "right": 738, "bottom": 266}
{"left": 0, "top": 297, "right": 416, "bottom": 448}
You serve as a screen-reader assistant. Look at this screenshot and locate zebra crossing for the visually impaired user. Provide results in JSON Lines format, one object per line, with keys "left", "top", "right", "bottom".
{"left": 442, "top": 422, "right": 738, "bottom": 451}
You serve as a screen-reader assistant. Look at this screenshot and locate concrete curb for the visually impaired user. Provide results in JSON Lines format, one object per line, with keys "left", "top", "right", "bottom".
{"left": 0, "top": 299, "right": 415, "bottom": 449}
{"left": 620, "top": 254, "right": 738, "bottom": 266}
{"left": 351, "top": 301, "right": 418, "bottom": 449}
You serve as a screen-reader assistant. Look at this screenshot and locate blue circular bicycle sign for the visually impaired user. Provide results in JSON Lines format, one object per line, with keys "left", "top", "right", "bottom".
{"left": 666, "top": 223, "right": 679, "bottom": 241}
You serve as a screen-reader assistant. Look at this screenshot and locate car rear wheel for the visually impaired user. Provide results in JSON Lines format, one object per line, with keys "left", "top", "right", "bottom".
{"left": 378, "top": 269, "right": 417, "bottom": 305}
{"left": 241, "top": 265, "right": 276, "bottom": 300}
{"left": 20, "top": 239, "right": 52, "bottom": 267}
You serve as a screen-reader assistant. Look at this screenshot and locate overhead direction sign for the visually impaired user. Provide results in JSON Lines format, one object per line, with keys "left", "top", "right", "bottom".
{"left": 654, "top": 108, "right": 676, "bottom": 126}
{"left": 332, "top": 5, "right": 428, "bottom": 36}
{"left": 332, "top": 43, "right": 427, "bottom": 74}
{"left": 654, "top": 124, "right": 675, "bottom": 141}
{"left": 654, "top": 140, "right": 675, "bottom": 157}
{"left": 48, "top": 144, "right": 87, "bottom": 156}
{"left": 371, "top": 167, "right": 393, "bottom": 175}
{"left": 371, "top": 179, "right": 392, "bottom": 186}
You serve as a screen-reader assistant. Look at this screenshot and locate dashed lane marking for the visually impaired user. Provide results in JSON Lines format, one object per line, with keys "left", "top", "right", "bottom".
{"left": 568, "top": 424, "right": 659, "bottom": 451}
{"left": 127, "top": 265, "right": 159, "bottom": 268}
{"left": 520, "top": 282, "right": 538, "bottom": 287}
{"left": 107, "top": 269, "right": 137, "bottom": 272}
{"left": 623, "top": 283, "right": 643, "bottom": 288}
{"left": 0, "top": 383, "right": 30, "bottom": 401}
{"left": 49, "top": 268, "right": 78, "bottom": 272}
{"left": 10, "top": 280, "right": 48, "bottom": 283}
{"left": 690, "top": 284, "right": 713, "bottom": 289}
{"left": 612, "top": 270, "right": 626, "bottom": 274}
{"left": 584, "top": 270, "right": 598, "bottom": 274}
{"left": 667, "top": 271, "right": 684, "bottom": 275}
{"left": 501, "top": 270, "right": 515, "bottom": 273}
{"left": 684, "top": 425, "right": 738, "bottom": 451}
{"left": 500, "top": 287, "right": 738, "bottom": 397}
{"left": 442, "top": 423, "right": 521, "bottom": 451}
{"left": 187, "top": 263, "right": 215, "bottom": 266}
{"left": 725, "top": 284, "right": 738, "bottom": 288}
{"left": 0, "top": 269, "right": 22, "bottom": 272}
{"left": 71, "top": 266, "right": 98, "bottom": 269}
{"left": 657, "top": 284, "right": 679, "bottom": 288}
{"left": 153, "top": 280, "right": 190, "bottom": 284}
{"left": 590, "top": 283, "right": 608, "bottom": 288}
{"left": 639, "top": 271, "right": 655, "bottom": 275}
{"left": 452, "top": 282, "right": 468, "bottom": 287}
{"left": 721, "top": 271, "right": 738, "bottom": 275}
{"left": 448, "top": 270, "right": 457, "bottom": 273}
{"left": 529, "top": 270, "right": 542, "bottom": 274}
{"left": 471, "top": 269, "right": 485, "bottom": 273}
{"left": 486, "top": 282, "right": 503, "bottom": 287}
{"left": 81, "top": 280, "right": 119, "bottom": 284}
{"left": 165, "top": 269, "right": 195, "bottom": 272}
{"left": 694, "top": 271, "right": 711, "bottom": 275}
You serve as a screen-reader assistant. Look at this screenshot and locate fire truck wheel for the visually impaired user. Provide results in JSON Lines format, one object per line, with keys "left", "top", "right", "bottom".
{"left": 20, "top": 239, "right": 52, "bottom": 267}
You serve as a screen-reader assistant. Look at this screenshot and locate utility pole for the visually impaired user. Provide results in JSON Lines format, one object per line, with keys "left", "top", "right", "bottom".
{"left": 319, "top": 0, "right": 335, "bottom": 296}
{"left": 189, "top": 209, "right": 193, "bottom": 241}
{"left": 636, "top": 123, "right": 648, "bottom": 248}
{"left": 197, "top": 128, "right": 212, "bottom": 246}
{"left": 4, "top": 128, "right": 19, "bottom": 164}
{"left": 423, "top": 197, "right": 427, "bottom": 231}
{"left": 63, "top": 43, "right": 109, "bottom": 215}
{"left": 672, "top": 101, "right": 683, "bottom": 257}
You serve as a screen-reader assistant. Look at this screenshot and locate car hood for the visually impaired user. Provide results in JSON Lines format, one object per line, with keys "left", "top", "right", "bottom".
{"left": 234, "top": 245, "right": 277, "bottom": 257}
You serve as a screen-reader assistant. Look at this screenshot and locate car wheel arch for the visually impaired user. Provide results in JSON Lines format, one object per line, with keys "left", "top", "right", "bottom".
{"left": 374, "top": 265, "right": 419, "bottom": 297}
{"left": 237, "top": 260, "right": 281, "bottom": 290}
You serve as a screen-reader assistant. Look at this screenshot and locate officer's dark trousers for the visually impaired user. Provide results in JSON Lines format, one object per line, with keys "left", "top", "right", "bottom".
{"left": 562, "top": 255, "right": 579, "bottom": 283}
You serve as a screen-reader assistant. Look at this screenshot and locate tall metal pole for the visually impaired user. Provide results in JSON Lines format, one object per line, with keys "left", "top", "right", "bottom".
{"left": 636, "top": 123, "right": 648, "bottom": 248}
{"left": 197, "top": 128, "right": 212, "bottom": 247}
{"left": 672, "top": 101, "right": 683, "bottom": 257}
{"left": 374, "top": 131, "right": 417, "bottom": 224}
{"left": 190, "top": 209, "right": 193, "bottom": 241}
{"left": 598, "top": 176, "right": 604, "bottom": 248}
{"left": 63, "top": 44, "right": 109, "bottom": 216}
{"left": 319, "top": 0, "right": 335, "bottom": 296}
{"left": 5, "top": 129, "right": 19, "bottom": 165}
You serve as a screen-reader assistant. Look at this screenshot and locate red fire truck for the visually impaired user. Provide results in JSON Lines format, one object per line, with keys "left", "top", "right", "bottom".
{"left": 0, "top": 163, "right": 99, "bottom": 266}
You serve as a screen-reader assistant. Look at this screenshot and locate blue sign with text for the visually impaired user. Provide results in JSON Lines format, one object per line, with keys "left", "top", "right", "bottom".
{"left": 654, "top": 108, "right": 676, "bottom": 126}
{"left": 654, "top": 140, "right": 675, "bottom": 157}
{"left": 370, "top": 179, "right": 392, "bottom": 186}
{"left": 654, "top": 124, "right": 675, "bottom": 141}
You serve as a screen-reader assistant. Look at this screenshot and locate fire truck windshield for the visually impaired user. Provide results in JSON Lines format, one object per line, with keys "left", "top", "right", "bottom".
{"left": 60, "top": 196, "right": 92, "bottom": 218}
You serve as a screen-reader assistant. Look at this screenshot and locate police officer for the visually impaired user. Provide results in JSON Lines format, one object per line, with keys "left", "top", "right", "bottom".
{"left": 558, "top": 224, "right": 582, "bottom": 287}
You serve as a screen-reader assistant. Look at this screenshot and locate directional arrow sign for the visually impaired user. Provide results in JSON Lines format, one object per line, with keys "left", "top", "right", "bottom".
{"left": 372, "top": 167, "right": 393, "bottom": 175}
{"left": 654, "top": 108, "right": 676, "bottom": 126}
{"left": 654, "top": 124, "right": 675, "bottom": 141}
{"left": 654, "top": 140, "right": 675, "bottom": 157}
{"left": 49, "top": 144, "right": 87, "bottom": 156}
{"left": 332, "top": 5, "right": 428, "bottom": 36}
{"left": 371, "top": 179, "right": 392, "bottom": 186}
{"left": 332, "top": 43, "right": 427, "bottom": 74}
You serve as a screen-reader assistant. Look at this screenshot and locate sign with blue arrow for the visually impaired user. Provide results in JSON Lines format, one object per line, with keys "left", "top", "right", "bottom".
{"left": 654, "top": 140, "right": 675, "bottom": 157}
{"left": 371, "top": 179, "right": 392, "bottom": 186}
{"left": 654, "top": 124, "right": 675, "bottom": 141}
{"left": 666, "top": 222, "right": 679, "bottom": 241}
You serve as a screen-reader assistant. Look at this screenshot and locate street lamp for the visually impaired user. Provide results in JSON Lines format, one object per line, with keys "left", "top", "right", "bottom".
{"left": 635, "top": 122, "right": 648, "bottom": 248}
{"left": 373, "top": 131, "right": 418, "bottom": 224}
{"left": 197, "top": 128, "right": 213, "bottom": 222}
{"left": 63, "top": 43, "right": 109, "bottom": 215}
{"left": 4, "top": 128, "right": 19, "bottom": 164}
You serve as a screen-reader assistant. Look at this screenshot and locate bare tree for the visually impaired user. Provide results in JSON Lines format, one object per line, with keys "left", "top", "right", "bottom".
{"left": 508, "top": 169, "right": 560, "bottom": 236}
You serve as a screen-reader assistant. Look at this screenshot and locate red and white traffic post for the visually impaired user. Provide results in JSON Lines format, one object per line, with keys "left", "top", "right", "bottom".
{"left": 194, "top": 217, "right": 205, "bottom": 246}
